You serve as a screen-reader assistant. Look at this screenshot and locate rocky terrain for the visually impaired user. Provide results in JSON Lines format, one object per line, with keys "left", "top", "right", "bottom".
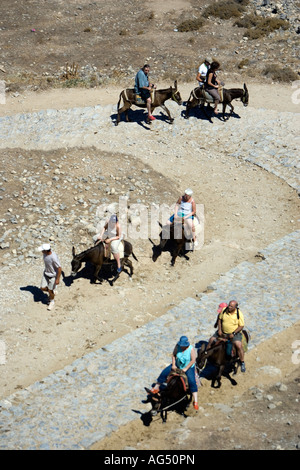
{"left": 1, "top": 0, "right": 299, "bottom": 93}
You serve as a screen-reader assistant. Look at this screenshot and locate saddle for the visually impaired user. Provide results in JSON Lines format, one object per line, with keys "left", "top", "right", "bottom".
{"left": 167, "top": 368, "right": 188, "bottom": 391}
{"left": 134, "top": 89, "right": 155, "bottom": 104}
{"left": 196, "top": 87, "right": 223, "bottom": 103}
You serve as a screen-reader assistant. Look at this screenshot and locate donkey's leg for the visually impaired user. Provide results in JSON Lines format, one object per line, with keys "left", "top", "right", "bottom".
{"left": 124, "top": 258, "right": 133, "bottom": 276}
{"left": 93, "top": 264, "right": 103, "bottom": 283}
{"left": 117, "top": 103, "right": 131, "bottom": 123}
{"left": 160, "top": 104, "right": 173, "bottom": 123}
{"left": 223, "top": 103, "right": 234, "bottom": 121}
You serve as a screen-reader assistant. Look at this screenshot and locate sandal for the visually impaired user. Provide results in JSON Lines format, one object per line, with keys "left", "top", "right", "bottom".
{"left": 193, "top": 402, "right": 199, "bottom": 410}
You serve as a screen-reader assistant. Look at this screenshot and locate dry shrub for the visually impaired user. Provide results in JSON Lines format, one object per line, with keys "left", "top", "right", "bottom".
{"left": 238, "top": 58, "right": 250, "bottom": 69}
{"left": 202, "top": 0, "right": 248, "bottom": 20}
{"left": 234, "top": 15, "right": 290, "bottom": 39}
{"left": 177, "top": 18, "right": 204, "bottom": 32}
{"left": 263, "top": 65, "right": 298, "bottom": 82}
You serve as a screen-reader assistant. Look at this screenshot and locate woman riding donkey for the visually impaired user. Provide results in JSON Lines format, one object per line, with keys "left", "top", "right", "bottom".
{"left": 168, "top": 188, "right": 198, "bottom": 248}
{"left": 205, "top": 61, "right": 223, "bottom": 115}
{"left": 96, "top": 214, "right": 123, "bottom": 274}
{"left": 150, "top": 336, "right": 199, "bottom": 410}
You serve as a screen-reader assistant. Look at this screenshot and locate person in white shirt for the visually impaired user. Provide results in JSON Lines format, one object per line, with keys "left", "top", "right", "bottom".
{"left": 196, "top": 58, "right": 211, "bottom": 88}
{"left": 38, "top": 243, "right": 62, "bottom": 311}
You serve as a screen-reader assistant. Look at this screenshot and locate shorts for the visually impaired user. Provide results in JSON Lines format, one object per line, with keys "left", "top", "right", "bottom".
{"left": 110, "top": 239, "right": 121, "bottom": 254}
{"left": 140, "top": 89, "right": 151, "bottom": 101}
{"left": 169, "top": 212, "right": 194, "bottom": 223}
{"left": 205, "top": 87, "right": 220, "bottom": 102}
{"left": 41, "top": 273, "right": 56, "bottom": 291}
{"left": 213, "top": 330, "right": 243, "bottom": 343}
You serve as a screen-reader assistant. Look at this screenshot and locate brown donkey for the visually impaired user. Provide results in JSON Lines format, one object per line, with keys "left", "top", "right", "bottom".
{"left": 116, "top": 80, "right": 182, "bottom": 125}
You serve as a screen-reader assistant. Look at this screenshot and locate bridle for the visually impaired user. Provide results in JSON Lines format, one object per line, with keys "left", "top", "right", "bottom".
{"left": 241, "top": 89, "right": 248, "bottom": 106}
{"left": 172, "top": 90, "right": 181, "bottom": 104}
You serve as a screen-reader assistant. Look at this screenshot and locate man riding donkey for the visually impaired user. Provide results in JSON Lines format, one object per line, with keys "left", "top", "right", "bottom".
{"left": 134, "top": 64, "right": 156, "bottom": 121}
{"left": 206, "top": 300, "right": 246, "bottom": 372}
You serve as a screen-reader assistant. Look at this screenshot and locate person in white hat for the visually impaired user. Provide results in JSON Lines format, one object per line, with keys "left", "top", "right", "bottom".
{"left": 168, "top": 189, "right": 198, "bottom": 247}
{"left": 38, "top": 243, "right": 62, "bottom": 310}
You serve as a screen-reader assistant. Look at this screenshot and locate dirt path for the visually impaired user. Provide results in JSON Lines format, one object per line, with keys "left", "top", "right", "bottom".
{"left": 0, "top": 82, "right": 299, "bottom": 450}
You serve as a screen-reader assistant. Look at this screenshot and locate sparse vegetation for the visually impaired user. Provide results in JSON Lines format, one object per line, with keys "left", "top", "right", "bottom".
{"left": 234, "top": 15, "right": 290, "bottom": 39}
{"left": 202, "top": 0, "right": 248, "bottom": 20}
{"left": 238, "top": 58, "right": 250, "bottom": 69}
{"left": 263, "top": 65, "right": 298, "bottom": 82}
{"left": 177, "top": 18, "right": 204, "bottom": 32}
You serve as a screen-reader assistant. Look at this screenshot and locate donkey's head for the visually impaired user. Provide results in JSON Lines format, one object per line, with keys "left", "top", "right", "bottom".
{"left": 242, "top": 83, "right": 249, "bottom": 107}
{"left": 71, "top": 247, "right": 82, "bottom": 277}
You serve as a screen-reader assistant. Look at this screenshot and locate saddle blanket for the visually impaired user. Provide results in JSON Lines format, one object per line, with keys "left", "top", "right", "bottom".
{"left": 167, "top": 369, "right": 188, "bottom": 391}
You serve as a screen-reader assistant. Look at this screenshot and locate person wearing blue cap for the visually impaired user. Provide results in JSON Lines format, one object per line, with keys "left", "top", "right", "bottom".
{"left": 150, "top": 335, "right": 199, "bottom": 410}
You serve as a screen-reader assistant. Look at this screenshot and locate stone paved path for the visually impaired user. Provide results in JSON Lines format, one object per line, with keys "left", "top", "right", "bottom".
{"left": 0, "top": 101, "right": 299, "bottom": 449}
{"left": 0, "top": 230, "right": 299, "bottom": 449}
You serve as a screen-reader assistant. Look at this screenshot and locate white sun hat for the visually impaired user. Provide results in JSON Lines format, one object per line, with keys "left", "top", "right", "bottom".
{"left": 37, "top": 243, "right": 51, "bottom": 252}
{"left": 184, "top": 188, "right": 193, "bottom": 196}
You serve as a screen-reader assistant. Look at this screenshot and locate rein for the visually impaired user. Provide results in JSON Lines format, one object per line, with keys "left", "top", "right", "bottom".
{"left": 158, "top": 394, "right": 188, "bottom": 412}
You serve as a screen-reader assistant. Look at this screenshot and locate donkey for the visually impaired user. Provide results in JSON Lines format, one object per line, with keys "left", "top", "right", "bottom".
{"left": 150, "top": 221, "right": 191, "bottom": 266}
{"left": 116, "top": 80, "right": 182, "bottom": 125}
{"left": 71, "top": 241, "right": 138, "bottom": 284}
{"left": 185, "top": 83, "right": 249, "bottom": 121}
{"left": 196, "top": 331, "right": 249, "bottom": 388}
{"left": 145, "top": 374, "right": 192, "bottom": 423}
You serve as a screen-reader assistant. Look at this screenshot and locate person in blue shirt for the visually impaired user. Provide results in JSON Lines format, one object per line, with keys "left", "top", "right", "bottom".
{"left": 134, "top": 64, "right": 156, "bottom": 121}
{"left": 150, "top": 335, "right": 199, "bottom": 410}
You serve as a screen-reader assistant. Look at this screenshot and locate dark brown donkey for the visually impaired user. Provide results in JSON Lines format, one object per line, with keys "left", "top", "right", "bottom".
{"left": 150, "top": 221, "right": 193, "bottom": 266}
{"left": 185, "top": 83, "right": 249, "bottom": 121}
{"left": 116, "top": 80, "right": 182, "bottom": 125}
{"left": 71, "top": 241, "right": 138, "bottom": 284}
{"left": 145, "top": 373, "right": 192, "bottom": 423}
{"left": 196, "top": 331, "right": 249, "bottom": 388}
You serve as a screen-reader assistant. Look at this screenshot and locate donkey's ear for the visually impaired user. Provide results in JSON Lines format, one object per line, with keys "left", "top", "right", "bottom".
{"left": 174, "top": 80, "right": 178, "bottom": 90}
{"left": 244, "top": 83, "right": 248, "bottom": 91}
{"left": 72, "top": 246, "right": 75, "bottom": 257}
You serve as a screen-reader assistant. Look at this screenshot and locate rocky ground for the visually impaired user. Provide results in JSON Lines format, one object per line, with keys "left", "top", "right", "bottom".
{"left": 1, "top": 0, "right": 299, "bottom": 93}
{"left": 0, "top": 0, "right": 299, "bottom": 452}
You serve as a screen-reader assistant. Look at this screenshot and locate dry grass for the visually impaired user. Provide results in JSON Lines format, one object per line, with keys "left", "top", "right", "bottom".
{"left": 263, "top": 65, "right": 298, "bottom": 82}
{"left": 234, "top": 15, "right": 290, "bottom": 39}
{"left": 177, "top": 18, "right": 204, "bottom": 32}
{"left": 202, "top": 0, "right": 248, "bottom": 20}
